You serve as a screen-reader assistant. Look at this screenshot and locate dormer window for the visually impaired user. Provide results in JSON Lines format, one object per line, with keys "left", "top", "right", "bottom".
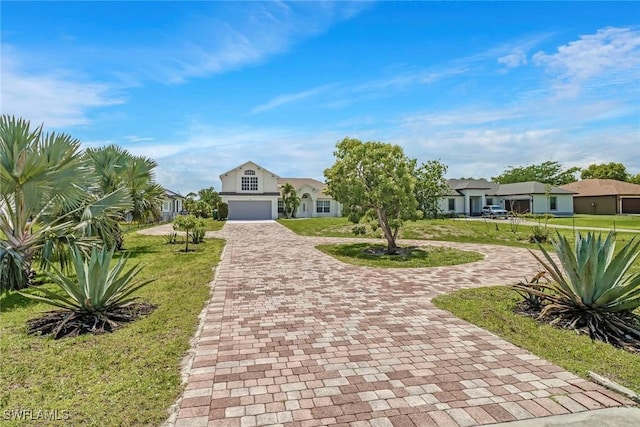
{"left": 241, "top": 169, "right": 258, "bottom": 191}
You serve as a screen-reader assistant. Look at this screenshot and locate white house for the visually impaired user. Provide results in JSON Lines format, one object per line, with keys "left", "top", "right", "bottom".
{"left": 219, "top": 161, "right": 341, "bottom": 220}
{"left": 160, "top": 189, "right": 184, "bottom": 222}
{"left": 439, "top": 179, "right": 574, "bottom": 216}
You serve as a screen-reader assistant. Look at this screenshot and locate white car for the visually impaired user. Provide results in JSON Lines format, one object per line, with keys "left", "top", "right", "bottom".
{"left": 482, "top": 205, "right": 509, "bottom": 218}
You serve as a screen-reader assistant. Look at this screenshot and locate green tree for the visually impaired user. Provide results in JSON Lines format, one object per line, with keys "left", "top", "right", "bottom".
{"left": 281, "top": 183, "right": 301, "bottom": 219}
{"left": 183, "top": 192, "right": 212, "bottom": 218}
{"left": 324, "top": 137, "right": 420, "bottom": 254}
{"left": 629, "top": 173, "right": 640, "bottom": 185}
{"left": 0, "top": 116, "right": 131, "bottom": 291}
{"left": 414, "top": 160, "right": 449, "bottom": 218}
{"left": 198, "top": 187, "right": 221, "bottom": 209}
{"left": 182, "top": 187, "right": 221, "bottom": 218}
{"left": 580, "top": 162, "right": 629, "bottom": 181}
{"left": 173, "top": 214, "right": 204, "bottom": 252}
{"left": 492, "top": 161, "right": 579, "bottom": 185}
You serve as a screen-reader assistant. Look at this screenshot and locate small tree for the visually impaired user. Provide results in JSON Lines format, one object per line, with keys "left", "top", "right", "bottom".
{"left": 281, "top": 183, "right": 301, "bottom": 218}
{"left": 324, "top": 137, "right": 420, "bottom": 254}
{"left": 414, "top": 160, "right": 449, "bottom": 218}
{"left": 173, "top": 214, "right": 204, "bottom": 252}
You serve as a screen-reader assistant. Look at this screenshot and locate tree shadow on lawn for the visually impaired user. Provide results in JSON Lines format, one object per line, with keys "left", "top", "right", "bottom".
{"left": 0, "top": 291, "right": 41, "bottom": 313}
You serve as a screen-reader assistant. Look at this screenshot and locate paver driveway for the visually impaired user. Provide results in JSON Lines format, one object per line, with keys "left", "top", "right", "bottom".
{"left": 172, "top": 221, "right": 633, "bottom": 427}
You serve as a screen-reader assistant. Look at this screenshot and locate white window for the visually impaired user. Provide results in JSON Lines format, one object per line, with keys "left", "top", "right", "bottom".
{"left": 316, "top": 200, "right": 330, "bottom": 213}
{"left": 244, "top": 169, "right": 256, "bottom": 175}
{"left": 550, "top": 196, "right": 557, "bottom": 210}
{"left": 163, "top": 201, "right": 170, "bottom": 211}
{"left": 448, "top": 198, "right": 455, "bottom": 211}
{"left": 277, "top": 200, "right": 284, "bottom": 213}
{"left": 241, "top": 176, "right": 258, "bottom": 191}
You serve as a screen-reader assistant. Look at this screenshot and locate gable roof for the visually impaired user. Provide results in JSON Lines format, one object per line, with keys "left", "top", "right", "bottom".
{"left": 560, "top": 179, "right": 640, "bottom": 197}
{"left": 219, "top": 160, "right": 279, "bottom": 178}
{"left": 493, "top": 181, "right": 575, "bottom": 196}
{"left": 278, "top": 178, "right": 330, "bottom": 198}
{"left": 445, "top": 179, "right": 574, "bottom": 196}
{"left": 447, "top": 178, "right": 497, "bottom": 191}
{"left": 164, "top": 188, "right": 183, "bottom": 198}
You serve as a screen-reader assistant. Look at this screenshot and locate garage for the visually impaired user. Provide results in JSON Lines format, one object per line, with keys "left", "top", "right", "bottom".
{"left": 621, "top": 198, "right": 640, "bottom": 214}
{"left": 505, "top": 199, "right": 530, "bottom": 214}
{"left": 227, "top": 201, "right": 272, "bottom": 220}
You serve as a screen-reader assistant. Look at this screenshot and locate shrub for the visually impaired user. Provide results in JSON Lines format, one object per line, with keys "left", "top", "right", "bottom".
{"left": 191, "top": 228, "right": 205, "bottom": 244}
{"left": 217, "top": 203, "right": 228, "bottom": 220}
{"left": 163, "top": 232, "right": 178, "bottom": 244}
{"left": 529, "top": 225, "right": 550, "bottom": 243}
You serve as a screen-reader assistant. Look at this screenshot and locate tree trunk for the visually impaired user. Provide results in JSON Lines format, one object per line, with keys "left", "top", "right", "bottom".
{"left": 376, "top": 209, "right": 398, "bottom": 254}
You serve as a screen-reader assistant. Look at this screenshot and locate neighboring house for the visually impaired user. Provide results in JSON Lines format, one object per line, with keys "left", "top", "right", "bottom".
{"left": 560, "top": 179, "right": 640, "bottom": 215}
{"left": 160, "top": 189, "right": 184, "bottom": 222}
{"left": 440, "top": 179, "right": 574, "bottom": 216}
{"left": 219, "top": 161, "right": 341, "bottom": 220}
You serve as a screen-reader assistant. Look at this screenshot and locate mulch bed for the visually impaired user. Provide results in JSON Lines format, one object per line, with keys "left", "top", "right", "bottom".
{"left": 514, "top": 301, "right": 640, "bottom": 354}
{"left": 26, "top": 302, "right": 157, "bottom": 339}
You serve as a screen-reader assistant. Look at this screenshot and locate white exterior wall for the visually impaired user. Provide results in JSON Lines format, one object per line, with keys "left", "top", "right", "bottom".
{"left": 438, "top": 196, "right": 465, "bottom": 215}
{"left": 220, "top": 174, "right": 236, "bottom": 192}
{"left": 530, "top": 194, "right": 573, "bottom": 215}
{"left": 221, "top": 163, "right": 278, "bottom": 194}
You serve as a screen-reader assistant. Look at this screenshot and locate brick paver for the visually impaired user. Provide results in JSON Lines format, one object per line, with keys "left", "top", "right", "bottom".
{"left": 171, "top": 221, "right": 634, "bottom": 427}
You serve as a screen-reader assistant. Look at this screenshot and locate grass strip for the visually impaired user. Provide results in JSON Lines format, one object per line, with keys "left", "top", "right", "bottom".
{"left": 316, "top": 243, "right": 483, "bottom": 268}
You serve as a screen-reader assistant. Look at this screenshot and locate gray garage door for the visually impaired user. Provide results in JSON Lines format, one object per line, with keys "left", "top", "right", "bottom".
{"left": 228, "top": 201, "right": 272, "bottom": 220}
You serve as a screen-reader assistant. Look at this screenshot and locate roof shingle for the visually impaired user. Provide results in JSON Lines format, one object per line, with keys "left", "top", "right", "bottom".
{"left": 560, "top": 179, "right": 640, "bottom": 197}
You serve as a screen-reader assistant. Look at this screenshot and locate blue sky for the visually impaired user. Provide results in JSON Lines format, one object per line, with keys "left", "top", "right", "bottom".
{"left": 2, "top": 1, "right": 639, "bottom": 194}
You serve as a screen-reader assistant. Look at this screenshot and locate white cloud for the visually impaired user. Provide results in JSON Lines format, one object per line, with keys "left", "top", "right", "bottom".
{"left": 533, "top": 27, "right": 640, "bottom": 97}
{"left": 497, "top": 49, "right": 528, "bottom": 69}
{"left": 1, "top": 52, "right": 123, "bottom": 128}
{"left": 251, "top": 83, "right": 335, "bottom": 113}
{"left": 138, "top": 2, "right": 371, "bottom": 84}
{"left": 125, "top": 136, "right": 156, "bottom": 143}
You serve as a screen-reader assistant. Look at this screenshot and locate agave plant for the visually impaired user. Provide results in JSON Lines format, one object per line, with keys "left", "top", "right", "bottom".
{"left": 19, "top": 244, "right": 155, "bottom": 338}
{"left": 520, "top": 231, "right": 640, "bottom": 348}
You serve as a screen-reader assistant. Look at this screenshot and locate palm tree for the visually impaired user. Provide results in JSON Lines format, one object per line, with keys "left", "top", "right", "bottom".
{"left": 86, "top": 146, "right": 164, "bottom": 225}
{"left": 281, "top": 183, "right": 301, "bottom": 219}
{"left": 0, "top": 116, "right": 131, "bottom": 291}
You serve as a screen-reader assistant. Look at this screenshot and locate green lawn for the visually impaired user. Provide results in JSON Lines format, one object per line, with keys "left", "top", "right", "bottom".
{"left": 433, "top": 287, "right": 640, "bottom": 394}
{"left": 547, "top": 214, "right": 640, "bottom": 230}
{"left": 0, "top": 233, "right": 224, "bottom": 426}
{"left": 279, "top": 217, "right": 640, "bottom": 273}
{"left": 316, "top": 243, "right": 484, "bottom": 268}
{"left": 201, "top": 218, "right": 226, "bottom": 232}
